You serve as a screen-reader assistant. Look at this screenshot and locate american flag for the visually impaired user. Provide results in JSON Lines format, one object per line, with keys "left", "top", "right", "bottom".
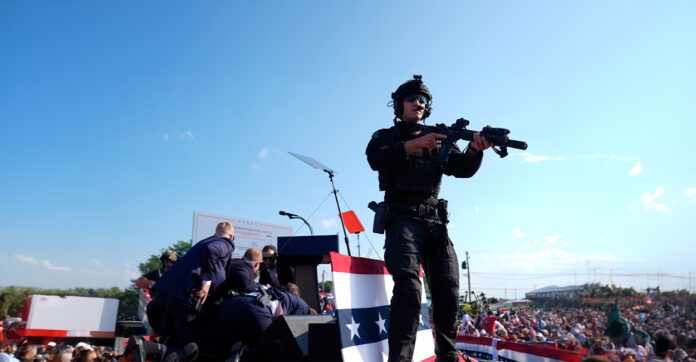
{"left": 330, "top": 252, "right": 435, "bottom": 361}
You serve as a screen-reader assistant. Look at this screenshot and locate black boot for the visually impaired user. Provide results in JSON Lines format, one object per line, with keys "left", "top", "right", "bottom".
{"left": 133, "top": 337, "right": 166, "bottom": 362}
{"left": 225, "top": 341, "right": 245, "bottom": 362}
{"left": 162, "top": 343, "right": 198, "bottom": 362}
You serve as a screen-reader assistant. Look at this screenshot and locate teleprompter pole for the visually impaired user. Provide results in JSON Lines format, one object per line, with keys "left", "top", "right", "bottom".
{"left": 327, "top": 170, "right": 352, "bottom": 256}
{"left": 287, "top": 151, "right": 352, "bottom": 256}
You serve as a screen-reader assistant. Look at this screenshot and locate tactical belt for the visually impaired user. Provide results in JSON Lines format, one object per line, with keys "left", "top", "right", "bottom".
{"left": 388, "top": 202, "right": 438, "bottom": 218}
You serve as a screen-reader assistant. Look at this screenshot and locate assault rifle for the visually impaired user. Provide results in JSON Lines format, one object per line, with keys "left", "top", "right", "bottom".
{"left": 403, "top": 118, "right": 528, "bottom": 160}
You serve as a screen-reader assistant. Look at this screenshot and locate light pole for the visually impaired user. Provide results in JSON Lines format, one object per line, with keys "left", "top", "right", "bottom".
{"left": 462, "top": 251, "right": 472, "bottom": 304}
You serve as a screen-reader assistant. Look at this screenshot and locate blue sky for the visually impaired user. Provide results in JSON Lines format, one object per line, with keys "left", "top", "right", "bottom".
{"left": 1, "top": 1, "right": 694, "bottom": 298}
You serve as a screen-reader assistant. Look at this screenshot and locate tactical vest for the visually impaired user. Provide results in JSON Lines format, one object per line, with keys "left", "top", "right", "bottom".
{"left": 378, "top": 126, "right": 444, "bottom": 196}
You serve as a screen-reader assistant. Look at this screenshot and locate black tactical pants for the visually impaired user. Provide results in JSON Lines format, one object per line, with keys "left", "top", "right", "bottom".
{"left": 384, "top": 215, "right": 460, "bottom": 362}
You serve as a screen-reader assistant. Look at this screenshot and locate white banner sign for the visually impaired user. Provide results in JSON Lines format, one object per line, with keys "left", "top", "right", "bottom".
{"left": 192, "top": 212, "right": 293, "bottom": 259}
{"left": 26, "top": 295, "right": 118, "bottom": 333}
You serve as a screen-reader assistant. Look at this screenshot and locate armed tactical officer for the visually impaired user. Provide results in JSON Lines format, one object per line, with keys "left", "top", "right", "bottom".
{"left": 366, "top": 75, "right": 491, "bottom": 362}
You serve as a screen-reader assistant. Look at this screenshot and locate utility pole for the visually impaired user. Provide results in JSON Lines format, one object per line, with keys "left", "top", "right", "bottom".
{"left": 593, "top": 266, "right": 600, "bottom": 284}
{"left": 356, "top": 233, "right": 361, "bottom": 257}
{"left": 466, "top": 251, "right": 472, "bottom": 304}
{"left": 658, "top": 270, "right": 663, "bottom": 291}
{"left": 610, "top": 269, "right": 614, "bottom": 287}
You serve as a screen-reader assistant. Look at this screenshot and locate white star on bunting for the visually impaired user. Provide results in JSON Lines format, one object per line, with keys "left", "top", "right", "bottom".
{"left": 347, "top": 316, "right": 361, "bottom": 340}
{"left": 375, "top": 312, "right": 387, "bottom": 335}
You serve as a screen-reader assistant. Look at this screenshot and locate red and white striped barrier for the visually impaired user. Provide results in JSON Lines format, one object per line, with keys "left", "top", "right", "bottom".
{"left": 456, "top": 336, "right": 586, "bottom": 362}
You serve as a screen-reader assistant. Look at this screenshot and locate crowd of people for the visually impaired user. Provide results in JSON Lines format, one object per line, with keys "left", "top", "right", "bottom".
{"left": 4, "top": 223, "right": 695, "bottom": 361}
{"left": 458, "top": 294, "right": 696, "bottom": 361}
{"left": 0, "top": 340, "right": 119, "bottom": 362}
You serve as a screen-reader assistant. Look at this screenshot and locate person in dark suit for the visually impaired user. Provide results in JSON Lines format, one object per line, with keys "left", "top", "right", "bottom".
{"left": 258, "top": 244, "right": 294, "bottom": 287}
{"left": 202, "top": 286, "right": 313, "bottom": 360}
{"left": 130, "top": 284, "right": 313, "bottom": 362}
{"left": 207, "top": 248, "right": 264, "bottom": 305}
{"left": 150, "top": 222, "right": 236, "bottom": 346}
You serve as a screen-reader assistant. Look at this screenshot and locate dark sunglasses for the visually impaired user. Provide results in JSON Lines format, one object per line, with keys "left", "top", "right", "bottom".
{"left": 403, "top": 93, "right": 428, "bottom": 104}
{"left": 263, "top": 256, "right": 276, "bottom": 261}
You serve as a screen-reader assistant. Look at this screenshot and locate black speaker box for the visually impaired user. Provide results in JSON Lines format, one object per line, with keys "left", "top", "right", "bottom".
{"left": 308, "top": 321, "right": 341, "bottom": 361}
{"left": 253, "top": 315, "right": 339, "bottom": 361}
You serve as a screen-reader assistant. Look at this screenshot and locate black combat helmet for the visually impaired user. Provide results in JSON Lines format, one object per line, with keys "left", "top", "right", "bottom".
{"left": 391, "top": 74, "right": 433, "bottom": 121}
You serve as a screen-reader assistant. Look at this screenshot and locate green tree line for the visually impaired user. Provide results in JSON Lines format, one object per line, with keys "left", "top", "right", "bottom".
{"left": 1, "top": 240, "right": 191, "bottom": 320}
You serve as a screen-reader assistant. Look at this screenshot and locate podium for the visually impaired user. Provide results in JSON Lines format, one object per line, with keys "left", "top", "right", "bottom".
{"left": 277, "top": 234, "right": 339, "bottom": 311}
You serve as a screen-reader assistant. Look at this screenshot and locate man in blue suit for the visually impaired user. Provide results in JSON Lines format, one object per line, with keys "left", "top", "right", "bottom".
{"left": 202, "top": 285, "right": 313, "bottom": 359}
{"left": 218, "top": 248, "right": 264, "bottom": 296}
{"left": 150, "top": 221, "right": 236, "bottom": 346}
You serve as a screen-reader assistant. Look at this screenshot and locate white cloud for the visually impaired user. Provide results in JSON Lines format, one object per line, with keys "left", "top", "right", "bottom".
{"left": 126, "top": 271, "right": 140, "bottom": 279}
{"left": 522, "top": 154, "right": 564, "bottom": 163}
{"left": 163, "top": 130, "right": 194, "bottom": 141}
{"left": 92, "top": 258, "right": 102, "bottom": 267}
{"left": 258, "top": 148, "right": 269, "bottom": 160}
{"left": 640, "top": 186, "right": 670, "bottom": 212}
{"left": 524, "top": 240, "right": 539, "bottom": 251}
{"left": 320, "top": 219, "right": 337, "bottom": 229}
{"left": 474, "top": 205, "right": 479, "bottom": 213}
{"left": 627, "top": 205, "right": 633, "bottom": 212}
{"left": 42, "top": 260, "right": 71, "bottom": 271}
{"left": 544, "top": 234, "right": 564, "bottom": 246}
{"left": 15, "top": 254, "right": 38, "bottom": 264}
{"left": 250, "top": 163, "right": 259, "bottom": 170}
{"left": 684, "top": 188, "right": 696, "bottom": 201}
{"left": 628, "top": 161, "right": 642, "bottom": 176}
{"left": 512, "top": 228, "right": 527, "bottom": 239}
